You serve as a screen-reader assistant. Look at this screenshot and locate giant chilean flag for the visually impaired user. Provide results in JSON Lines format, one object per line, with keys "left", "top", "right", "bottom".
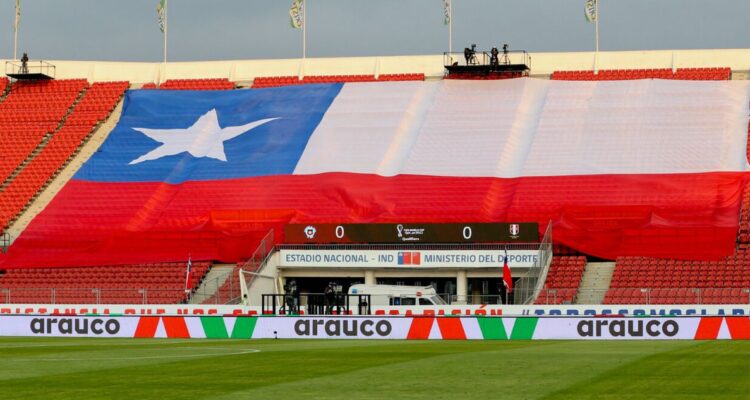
{"left": 2, "top": 78, "right": 750, "bottom": 268}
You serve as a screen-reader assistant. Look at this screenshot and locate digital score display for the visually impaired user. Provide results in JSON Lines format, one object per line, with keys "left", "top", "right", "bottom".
{"left": 284, "top": 223, "right": 539, "bottom": 244}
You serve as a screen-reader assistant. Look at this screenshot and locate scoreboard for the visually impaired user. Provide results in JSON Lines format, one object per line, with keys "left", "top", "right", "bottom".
{"left": 284, "top": 223, "right": 539, "bottom": 244}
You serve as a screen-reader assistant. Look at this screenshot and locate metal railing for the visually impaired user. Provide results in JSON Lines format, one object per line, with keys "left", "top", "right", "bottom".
{"left": 443, "top": 49, "right": 531, "bottom": 69}
{"left": 532, "top": 288, "right": 750, "bottom": 305}
{"left": 450, "top": 294, "right": 506, "bottom": 305}
{"left": 262, "top": 293, "right": 371, "bottom": 315}
{"left": 238, "top": 229, "right": 276, "bottom": 305}
{"left": 534, "top": 288, "right": 576, "bottom": 305}
{"left": 5, "top": 60, "right": 56, "bottom": 77}
{"left": 190, "top": 270, "right": 238, "bottom": 305}
{"left": 240, "top": 229, "right": 276, "bottom": 273}
{"left": 0, "top": 287, "right": 190, "bottom": 305}
{"left": 1, "top": 231, "right": 9, "bottom": 253}
{"left": 513, "top": 222, "right": 553, "bottom": 305}
{"left": 597, "top": 287, "right": 750, "bottom": 305}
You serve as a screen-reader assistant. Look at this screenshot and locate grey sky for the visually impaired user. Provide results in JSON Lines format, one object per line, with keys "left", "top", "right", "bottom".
{"left": 1, "top": 0, "right": 749, "bottom": 62}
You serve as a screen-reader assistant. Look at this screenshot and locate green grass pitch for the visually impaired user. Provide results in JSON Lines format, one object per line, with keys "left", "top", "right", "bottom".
{"left": 0, "top": 338, "right": 748, "bottom": 399}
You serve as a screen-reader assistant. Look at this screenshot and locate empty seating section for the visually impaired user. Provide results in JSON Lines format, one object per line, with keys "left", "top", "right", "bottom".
{"left": 604, "top": 254, "right": 750, "bottom": 304}
{"left": 0, "top": 262, "right": 211, "bottom": 304}
{"left": 0, "top": 77, "right": 8, "bottom": 94}
{"left": 377, "top": 73, "right": 425, "bottom": 81}
{"left": 551, "top": 67, "right": 731, "bottom": 81}
{"left": 64, "top": 81, "right": 129, "bottom": 128}
{"left": 534, "top": 256, "right": 586, "bottom": 304}
{"left": 146, "top": 78, "right": 234, "bottom": 90}
{"left": 252, "top": 73, "right": 425, "bottom": 88}
{"left": 738, "top": 185, "right": 750, "bottom": 248}
{"left": 0, "top": 80, "right": 128, "bottom": 231}
{"left": 0, "top": 79, "right": 85, "bottom": 183}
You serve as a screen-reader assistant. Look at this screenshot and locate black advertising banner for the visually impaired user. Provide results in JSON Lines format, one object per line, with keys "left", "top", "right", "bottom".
{"left": 284, "top": 223, "right": 539, "bottom": 244}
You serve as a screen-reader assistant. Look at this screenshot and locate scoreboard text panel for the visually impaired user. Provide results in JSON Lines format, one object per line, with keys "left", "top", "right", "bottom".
{"left": 284, "top": 223, "right": 539, "bottom": 244}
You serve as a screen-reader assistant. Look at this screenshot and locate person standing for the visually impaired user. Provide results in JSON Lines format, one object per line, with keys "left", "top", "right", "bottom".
{"left": 324, "top": 283, "right": 335, "bottom": 314}
{"left": 20, "top": 52, "right": 29, "bottom": 74}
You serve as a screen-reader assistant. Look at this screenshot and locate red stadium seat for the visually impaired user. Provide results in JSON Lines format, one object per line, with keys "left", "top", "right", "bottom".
{"left": 0, "top": 261, "right": 212, "bottom": 305}
{"left": 551, "top": 67, "right": 731, "bottom": 81}
{"left": 0, "top": 80, "right": 129, "bottom": 231}
{"left": 533, "top": 256, "right": 586, "bottom": 304}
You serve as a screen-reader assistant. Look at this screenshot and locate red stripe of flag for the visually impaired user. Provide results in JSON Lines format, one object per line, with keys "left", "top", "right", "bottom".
{"left": 503, "top": 251, "right": 513, "bottom": 293}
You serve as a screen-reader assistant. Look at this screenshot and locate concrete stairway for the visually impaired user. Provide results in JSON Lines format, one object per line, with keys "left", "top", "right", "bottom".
{"left": 189, "top": 264, "right": 236, "bottom": 304}
{"left": 575, "top": 262, "right": 616, "bottom": 304}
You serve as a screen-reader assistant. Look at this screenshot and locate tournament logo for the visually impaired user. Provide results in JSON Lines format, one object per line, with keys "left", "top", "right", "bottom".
{"left": 395, "top": 224, "right": 425, "bottom": 242}
{"left": 304, "top": 225, "right": 317, "bottom": 239}
{"left": 509, "top": 223, "right": 520, "bottom": 239}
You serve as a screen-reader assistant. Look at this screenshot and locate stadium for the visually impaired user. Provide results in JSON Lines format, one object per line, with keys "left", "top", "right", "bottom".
{"left": 1, "top": 1, "right": 750, "bottom": 399}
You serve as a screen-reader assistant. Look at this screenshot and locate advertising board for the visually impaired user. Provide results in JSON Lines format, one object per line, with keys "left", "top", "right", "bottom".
{"left": 0, "top": 315, "right": 747, "bottom": 340}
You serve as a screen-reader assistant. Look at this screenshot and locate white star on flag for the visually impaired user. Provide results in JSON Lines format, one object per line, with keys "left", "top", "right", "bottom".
{"left": 129, "top": 109, "right": 278, "bottom": 165}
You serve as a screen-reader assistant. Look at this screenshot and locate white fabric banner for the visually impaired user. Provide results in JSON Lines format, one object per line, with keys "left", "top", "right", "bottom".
{"left": 294, "top": 79, "right": 750, "bottom": 177}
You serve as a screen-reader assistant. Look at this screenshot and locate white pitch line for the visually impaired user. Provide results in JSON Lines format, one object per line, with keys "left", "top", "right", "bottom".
{"left": 0, "top": 339, "right": 249, "bottom": 349}
{"left": 14, "top": 348, "right": 261, "bottom": 361}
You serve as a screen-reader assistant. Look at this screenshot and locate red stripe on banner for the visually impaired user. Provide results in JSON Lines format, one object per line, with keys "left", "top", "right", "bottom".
{"left": 407, "top": 317, "right": 434, "bottom": 340}
{"left": 134, "top": 316, "right": 160, "bottom": 338}
{"left": 162, "top": 316, "right": 190, "bottom": 338}
{"left": 725, "top": 317, "right": 750, "bottom": 339}
{"left": 436, "top": 317, "right": 467, "bottom": 340}
{"left": 694, "top": 317, "right": 723, "bottom": 340}
{"left": 1, "top": 171, "right": 745, "bottom": 269}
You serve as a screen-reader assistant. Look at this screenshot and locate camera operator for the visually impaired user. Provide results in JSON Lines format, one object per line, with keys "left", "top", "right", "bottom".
{"left": 324, "top": 282, "right": 335, "bottom": 314}
{"left": 284, "top": 280, "right": 298, "bottom": 314}
{"left": 490, "top": 47, "right": 499, "bottom": 67}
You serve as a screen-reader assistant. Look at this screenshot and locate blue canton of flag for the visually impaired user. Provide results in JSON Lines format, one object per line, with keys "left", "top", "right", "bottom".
{"left": 76, "top": 84, "right": 343, "bottom": 184}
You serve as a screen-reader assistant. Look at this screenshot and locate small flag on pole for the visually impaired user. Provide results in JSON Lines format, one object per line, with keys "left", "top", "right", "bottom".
{"left": 584, "top": 0, "right": 597, "bottom": 23}
{"left": 502, "top": 250, "right": 513, "bottom": 293}
{"left": 156, "top": 0, "right": 167, "bottom": 33}
{"left": 290, "top": 0, "right": 304, "bottom": 29}
{"left": 184, "top": 254, "right": 192, "bottom": 292}
{"left": 15, "top": 0, "right": 21, "bottom": 32}
{"left": 443, "top": 0, "right": 451, "bottom": 25}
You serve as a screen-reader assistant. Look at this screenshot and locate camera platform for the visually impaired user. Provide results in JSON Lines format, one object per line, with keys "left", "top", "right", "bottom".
{"left": 444, "top": 47, "right": 530, "bottom": 79}
{"left": 5, "top": 60, "right": 56, "bottom": 80}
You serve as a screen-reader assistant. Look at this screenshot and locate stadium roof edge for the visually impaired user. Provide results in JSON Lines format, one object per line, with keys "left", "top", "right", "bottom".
{"left": 2, "top": 48, "right": 749, "bottom": 83}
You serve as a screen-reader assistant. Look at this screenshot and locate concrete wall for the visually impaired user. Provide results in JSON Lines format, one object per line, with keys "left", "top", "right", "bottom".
{"left": 3, "top": 49, "right": 749, "bottom": 83}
